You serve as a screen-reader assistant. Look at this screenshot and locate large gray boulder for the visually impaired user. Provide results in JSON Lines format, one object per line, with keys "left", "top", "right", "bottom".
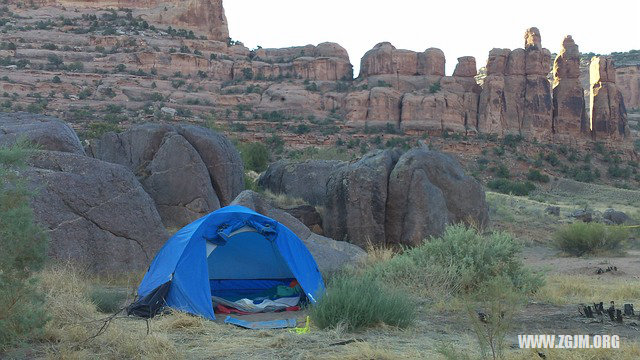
{"left": 257, "top": 160, "right": 346, "bottom": 206}
{"left": 323, "top": 150, "right": 401, "bottom": 248}
{"left": 403, "top": 149, "right": 489, "bottom": 227}
{"left": 231, "top": 190, "right": 366, "bottom": 274}
{"left": 24, "top": 151, "right": 168, "bottom": 273}
{"left": 176, "top": 125, "right": 244, "bottom": 205}
{"left": 89, "top": 123, "right": 243, "bottom": 227}
{"left": 386, "top": 150, "right": 449, "bottom": 246}
{"left": 0, "top": 112, "right": 85, "bottom": 155}
{"left": 323, "top": 147, "right": 489, "bottom": 247}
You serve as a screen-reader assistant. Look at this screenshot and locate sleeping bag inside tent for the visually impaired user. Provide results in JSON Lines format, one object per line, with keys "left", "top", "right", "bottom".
{"left": 129, "top": 205, "right": 326, "bottom": 320}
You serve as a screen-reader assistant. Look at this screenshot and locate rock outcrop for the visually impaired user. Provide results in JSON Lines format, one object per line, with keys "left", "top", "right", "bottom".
{"left": 0, "top": 112, "right": 85, "bottom": 155}
{"left": 257, "top": 160, "right": 346, "bottom": 206}
{"left": 552, "top": 35, "right": 587, "bottom": 142}
{"left": 478, "top": 28, "right": 553, "bottom": 140}
{"left": 89, "top": 123, "right": 243, "bottom": 227}
{"left": 359, "top": 42, "right": 445, "bottom": 78}
{"left": 616, "top": 65, "right": 640, "bottom": 111}
{"left": 231, "top": 190, "right": 366, "bottom": 274}
{"left": 589, "top": 56, "right": 630, "bottom": 141}
{"left": 400, "top": 57, "right": 481, "bottom": 133}
{"left": 37, "top": 0, "right": 229, "bottom": 41}
{"left": 324, "top": 150, "right": 400, "bottom": 247}
{"left": 25, "top": 150, "right": 168, "bottom": 273}
{"left": 324, "top": 148, "right": 488, "bottom": 247}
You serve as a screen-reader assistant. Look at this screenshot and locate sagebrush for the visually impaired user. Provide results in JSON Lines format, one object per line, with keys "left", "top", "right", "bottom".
{"left": 554, "top": 222, "right": 628, "bottom": 256}
{"left": 368, "top": 225, "right": 543, "bottom": 298}
{"left": 310, "top": 274, "right": 415, "bottom": 331}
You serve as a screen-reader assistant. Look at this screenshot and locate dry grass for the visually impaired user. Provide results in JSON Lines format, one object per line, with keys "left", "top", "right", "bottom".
{"left": 506, "top": 343, "right": 640, "bottom": 360}
{"left": 261, "top": 189, "right": 308, "bottom": 208}
{"left": 37, "top": 264, "right": 180, "bottom": 360}
{"left": 535, "top": 275, "right": 640, "bottom": 305}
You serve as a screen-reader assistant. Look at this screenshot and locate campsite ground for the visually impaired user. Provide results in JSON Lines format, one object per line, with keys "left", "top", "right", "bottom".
{"left": 6, "top": 179, "right": 640, "bottom": 359}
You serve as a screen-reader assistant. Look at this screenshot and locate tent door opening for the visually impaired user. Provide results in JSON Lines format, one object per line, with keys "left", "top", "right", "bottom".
{"left": 207, "top": 226, "right": 304, "bottom": 313}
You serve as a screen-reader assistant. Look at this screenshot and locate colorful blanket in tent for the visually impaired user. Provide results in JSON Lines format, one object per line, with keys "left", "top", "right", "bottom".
{"left": 211, "top": 284, "right": 303, "bottom": 313}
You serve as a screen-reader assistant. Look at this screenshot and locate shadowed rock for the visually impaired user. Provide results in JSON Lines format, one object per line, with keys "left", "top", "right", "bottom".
{"left": 24, "top": 151, "right": 168, "bottom": 273}
{"left": 258, "top": 160, "right": 346, "bottom": 206}
{"left": 0, "top": 112, "right": 85, "bottom": 155}
{"left": 231, "top": 190, "right": 366, "bottom": 274}
{"left": 89, "top": 123, "right": 243, "bottom": 227}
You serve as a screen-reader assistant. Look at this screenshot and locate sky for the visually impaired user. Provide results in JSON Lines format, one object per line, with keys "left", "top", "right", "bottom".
{"left": 225, "top": 0, "right": 639, "bottom": 76}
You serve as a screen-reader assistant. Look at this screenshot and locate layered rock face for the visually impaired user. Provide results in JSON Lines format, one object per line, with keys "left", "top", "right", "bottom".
{"left": 89, "top": 124, "right": 244, "bottom": 227}
{"left": 359, "top": 42, "right": 445, "bottom": 78}
{"left": 616, "top": 65, "right": 640, "bottom": 110}
{"left": 478, "top": 28, "right": 553, "bottom": 140}
{"left": 322, "top": 148, "right": 488, "bottom": 248}
{"left": 34, "top": 0, "right": 229, "bottom": 41}
{"left": 589, "top": 56, "right": 630, "bottom": 141}
{"left": 0, "top": 112, "right": 85, "bottom": 155}
{"left": 257, "top": 160, "right": 346, "bottom": 206}
{"left": 347, "top": 43, "right": 480, "bottom": 133}
{"left": 552, "top": 35, "right": 587, "bottom": 142}
{"left": 400, "top": 57, "right": 481, "bottom": 133}
{"left": 247, "top": 42, "right": 353, "bottom": 81}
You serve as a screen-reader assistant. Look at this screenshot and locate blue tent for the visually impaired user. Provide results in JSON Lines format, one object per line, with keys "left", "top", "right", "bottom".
{"left": 134, "top": 205, "right": 326, "bottom": 320}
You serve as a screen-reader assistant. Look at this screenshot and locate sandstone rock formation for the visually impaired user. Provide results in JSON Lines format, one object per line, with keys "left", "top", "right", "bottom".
{"left": 552, "top": 35, "right": 587, "bottom": 142}
{"left": 616, "top": 65, "right": 640, "bottom": 111}
{"left": 323, "top": 148, "right": 488, "bottom": 247}
{"left": 324, "top": 150, "right": 401, "bottom": 247}
{"left": 89, "top": 123, "right": 243, "bottom": 227}
{"left": 478, "top": 28, "right": 553, "bottom": 140}
{"left": 400, "top": 58, "right": 481, "bottom": 133}
{"left": 231, "top": 190, "right": 366, "bottom": 274}
{"left": 359, "top": 42, "right": 445, "bottom": 78}
{"left": 25, "top": 150, "right": 168, "bottom": 273}
{"left": 0, "top": 112, "right": 85, "bottom": 155}
{"left": 35, "top": 0, "right": 229, "bottom": 41}
{"left": 258, "top": 160, "right": 346, "bottom": 206}
{"left": 589, "top": 56, "right": 630, "bottom": 141}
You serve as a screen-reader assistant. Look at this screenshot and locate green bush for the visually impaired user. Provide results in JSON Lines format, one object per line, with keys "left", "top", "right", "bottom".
{"left": 369, "top": 225, "right": 543, "bottom": 297}
{"left": 238, "top": 142, "right": 269, "bottom": 172}
{"left": 554, "top": 222, "right": 628, "bottom": 256}
{"left": 0, "top": 142, "right": 48, "bottom": 350}
{"left": 89, "top": 287, "right": 127, "bottom": 313}
{"left": 310, "top": 274, "right": 415, "bottom": 331}
{"left": 527, "top": 169, "right": 550, "bottom": 183}
{"left": 487, "top": 179, "right": 535, "bottom": 196}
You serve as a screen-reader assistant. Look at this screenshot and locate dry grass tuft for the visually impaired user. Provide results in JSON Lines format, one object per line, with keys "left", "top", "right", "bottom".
{"left": 507, "top": 343, "right": 640, "bottom": 360}
{"left": 261, "top": 189, "right": 308, "bottom": 208}
{"left": 535, "top": 275, "right": 640, "bottom": 305}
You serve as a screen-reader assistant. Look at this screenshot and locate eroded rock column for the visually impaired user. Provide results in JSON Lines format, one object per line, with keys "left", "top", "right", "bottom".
{"left": 552, "top": 35, "right": 587, "bottom": 143}
{"left": 589, "top": 56, "right": 629, "bottom": 141}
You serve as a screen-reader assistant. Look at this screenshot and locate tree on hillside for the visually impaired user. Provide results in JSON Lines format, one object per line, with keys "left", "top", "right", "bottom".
{"left": 0, "top": 141, "right": 48, "bottom": 351}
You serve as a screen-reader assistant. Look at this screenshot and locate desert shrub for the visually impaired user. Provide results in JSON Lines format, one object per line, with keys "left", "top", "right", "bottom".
{"left": 89, "top": 287, "right": 127, "bottom": 314}
{"left": 501, "top": 134, "right": 523, "bottom": 148}
{"left": 310, "top": 273, "right": 414, "bottom": 331}
{"left": 487, "top": 179, "right": 536, "bottom": 196}
{"left": 0, "top": 142, "right": 48, "bottom": 350}
{"left": 83, "top": 122, "right": 120, "bottom": 139}
{"left": 294, "top": 124, "right": 310, "bottom": 134}
{"left": 368, "top": 225, "right": 543, "bottom": 297}
{"left": 467, "top": 277, "right": 524, "bottom": 360}
{"left": 429, "top": 81, "right": 441, "bottom": 93}
{"left": 238, "top": 142, "right": 269, "bottom": 172}
{"left": 527, "top": 169, "right": 550, "bottom": 183}
{"left": 554, "top": 222, "right": 628, "bottom": 256}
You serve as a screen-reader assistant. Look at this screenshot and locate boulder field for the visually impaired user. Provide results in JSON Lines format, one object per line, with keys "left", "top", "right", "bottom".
{"left": 0, "top": 112, "right": 372, "bottom": 273}
{"left": 260, "top": 148, "right": 489, "bottom": 248}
